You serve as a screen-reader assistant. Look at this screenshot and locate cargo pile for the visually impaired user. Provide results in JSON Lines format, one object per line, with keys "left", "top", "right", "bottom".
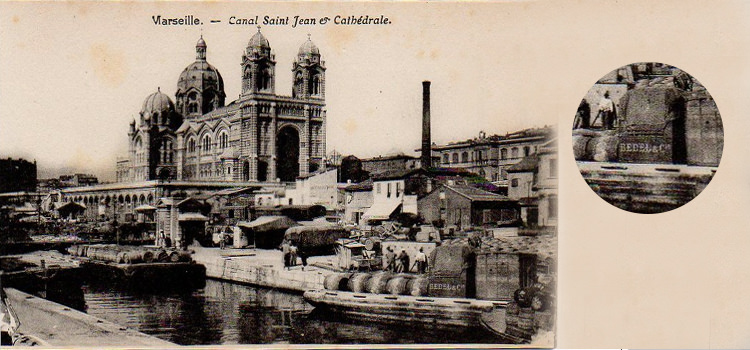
{"left": 441, "top": 235, "right": 556, "bottom": 261}
{"left": 504, "top": 301, "right": 555, "bottom": 340}
{"left": 323, "top": 271, "right": 429, "bottom": 297}
{"left": 67, "top": 244, "right": 192, "bottom": 264}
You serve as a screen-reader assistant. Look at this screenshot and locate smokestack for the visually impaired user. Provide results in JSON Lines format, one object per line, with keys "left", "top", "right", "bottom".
{"left": 421, "top": 81, "right": 431, "bottom": 169}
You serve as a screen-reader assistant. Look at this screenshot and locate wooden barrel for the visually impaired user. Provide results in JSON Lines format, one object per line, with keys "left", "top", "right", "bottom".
{"left": 408, "top": 276, "right": 429, "bottom": 296}
{"left": 168, "top": 251, "right": 181, "bottom": 262}
{"left": 87, "top": 246, "right": 99, "bottom": 260}
{"left": 591, "top": 133, "right": 619, "bottom": 162}
{"left": 104, "top": 250, "right": 121, "bottom": 263}
{"left": 386, "top": 275, "right": 412, "bottom": 295}
{"left": 347, "top": 273, "right": 372, "bottom": 293}
{"left": 142, "top": 250, "right": 155, "bottom": 263}
{"left": 572, "top": 135, "right": 592, "bottom": 161}
{"left": 366, "top": 272, "right": 393, "bottom": 294}
{"left": 81, "top": 245, "right": 89, "bottom": 257}
{"left": 154, "top": 250, "right": 169, "bottom": 262}
{"left": 177, "top": 251, "right": 192, "bottom": 262}
{"left": 121, "top": 250, "right": 145, "bottom": 264}
{"left": 324, "top": 273, "right": 351, "bottom": 291}
{"left": 363, "top": 237, "right": 381, "bottom": 252}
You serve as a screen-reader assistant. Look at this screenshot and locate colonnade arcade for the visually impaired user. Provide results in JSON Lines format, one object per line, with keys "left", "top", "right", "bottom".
{"left": 61, "top": 190, "right": 156, "bottom": 221}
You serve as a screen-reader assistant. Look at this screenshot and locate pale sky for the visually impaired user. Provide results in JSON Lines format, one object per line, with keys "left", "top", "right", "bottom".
{"left": 0, "top": 1, "right": 745, "bottom": 181}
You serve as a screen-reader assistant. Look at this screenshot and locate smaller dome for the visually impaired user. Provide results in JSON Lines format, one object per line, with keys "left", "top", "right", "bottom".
{"left": 141, "top": 88, "right": 175, "bottom": 116}
{"left": 298, "top": 35, "right": 320, "bottom": 56}
{"left": 247, "top": 27, "right": 270, "bottom": 51}
{"left": 196, "top": 35, "right": 207, "bottom": 49}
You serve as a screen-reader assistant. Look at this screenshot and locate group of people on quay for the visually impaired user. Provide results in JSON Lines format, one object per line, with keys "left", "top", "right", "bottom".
{"left": 281, "top": 241, "right": 309, "bottom": 270}
{"left": 384, "top": 247, "right": 428, "bottom": 274}
{"left": 573, "top": 91, "right": 617, "bottom": 130}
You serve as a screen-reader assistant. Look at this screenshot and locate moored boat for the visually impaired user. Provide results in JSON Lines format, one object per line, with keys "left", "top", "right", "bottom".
{"left": 303, "top": 289, "right": 507, "bottom": 329}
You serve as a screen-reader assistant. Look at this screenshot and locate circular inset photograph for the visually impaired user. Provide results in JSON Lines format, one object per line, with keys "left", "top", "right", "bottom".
{"left": 572, "top": 62, "right": 723, "bottom": 214}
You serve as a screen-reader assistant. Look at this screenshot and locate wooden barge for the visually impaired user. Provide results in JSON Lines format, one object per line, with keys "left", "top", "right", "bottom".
{"left": 68, "top": 244, "right": 207, "bottom": 290}
{"left": 79, "top": 259, "right": 206, "bottom": 290}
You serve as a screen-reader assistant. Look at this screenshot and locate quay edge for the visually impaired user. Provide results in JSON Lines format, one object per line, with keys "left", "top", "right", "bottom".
{"left": 4, "top": 288, "right": 175, "bottom": 347}
{"left": 192, "top": 248, "right": 328, "bottom": 292}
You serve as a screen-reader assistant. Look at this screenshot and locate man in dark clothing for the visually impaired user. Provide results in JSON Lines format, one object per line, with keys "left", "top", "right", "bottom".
{"left": 299, "top": 249, "right": 309, "bottom": 271}
{"left": 385, "top": 247, "right": 396, "bottom": 272}
{"left": 397, "top": 250, "right": 410, "bottom": 273}
{"left": 573, "top": 99, "right": 591, "bottom": 129}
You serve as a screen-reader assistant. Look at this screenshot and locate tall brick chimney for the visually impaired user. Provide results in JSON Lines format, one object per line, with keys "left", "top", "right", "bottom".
{"left": 421, "top": 81, "right": 431, "bottom": 169}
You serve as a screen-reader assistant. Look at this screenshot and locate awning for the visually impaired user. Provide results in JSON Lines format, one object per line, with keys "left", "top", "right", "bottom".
{"left": 55, "top": 201, "right": 86, "bottom": 210}
{"left": 178, "top": 212, "right": 209, "bottom": 221}
{"left": 237, "top": 215, "right": 297, "bottom": 232}
{"left": 362, "top": 201, "right": 402, "bottom": 221}
{"left": 134, "top": 204, "right": 157, "bottom": 212}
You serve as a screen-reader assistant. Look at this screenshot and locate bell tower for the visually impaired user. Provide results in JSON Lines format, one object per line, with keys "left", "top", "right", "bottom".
{"left": 292, "top": 34, "right": 326, "bottom": 99}
{"left": 242, "top": 27, "right": 276, "bottom": 95}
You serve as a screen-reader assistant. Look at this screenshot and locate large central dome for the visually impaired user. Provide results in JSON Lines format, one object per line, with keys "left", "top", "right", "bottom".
{"left": 177, "top": 61, "right": 224, "bottom": 94}
{"left": 176, "top": 36, "right": 226, "bottom": 117}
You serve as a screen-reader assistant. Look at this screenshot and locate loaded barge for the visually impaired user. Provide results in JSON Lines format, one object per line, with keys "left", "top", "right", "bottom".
{"left": 302, "top": 237, "right": 556, "bottom": 343}
{"left": 68, "top": 244, "right": 206, "bottom": 289}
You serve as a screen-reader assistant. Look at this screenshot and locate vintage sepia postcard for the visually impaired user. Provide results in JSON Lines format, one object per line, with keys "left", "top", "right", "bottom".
{"left": 1, "top": 0, "right": 750, "bottom": 348}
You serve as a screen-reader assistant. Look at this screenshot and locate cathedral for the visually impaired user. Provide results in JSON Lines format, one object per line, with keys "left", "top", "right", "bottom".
{"left": 116, "top": 29, "right": 327, "bottom": 184}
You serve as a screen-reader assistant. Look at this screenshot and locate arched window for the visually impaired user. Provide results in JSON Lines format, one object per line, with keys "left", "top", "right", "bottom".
{"left": 187, "top": 137, "right": 196, "bottom": 154}
{"left": 260, "top": 69, "right": 271, "bottom": 90}
{"left": 501, "top": 148, "right": 507, "bottom": 160}
{"left": 243, "top": 67, "right": 252, "bottom": 91}
{"left": 452, "top": 153, "right": 459, "bottom": 163}
{"left": 442, "top": 154, "right": 450, "bottom": 164}
{"left": 202, "top": 135, "right": 212, "bottom": 153}
{"left": 461, "top": 152, "right": 469, "bottom": 163}
{"left": 311, "top": 74, "right": 321, "bottom": 95}
{"left": 188, "top": 92, "right": 199, "bottom": 114}
{"left": 511, "top": 147, "right": 519, "bottom": 159}
{"left": 218, "top": 131, "right": 229, "bottom": 150}
{"left": 160, "top": 139, "right": 174, "bottom": 163}
{"left": 524, "top": 146, "right": 531, "bottom": 157}
{"left": 293, "top": 72, "right": 304, "bottom": 97}
{"left": 166, "top": 140, "right": 173, "bottom": 163}
{"left": 134, "top": 136, "right": 144, "bottom": 164}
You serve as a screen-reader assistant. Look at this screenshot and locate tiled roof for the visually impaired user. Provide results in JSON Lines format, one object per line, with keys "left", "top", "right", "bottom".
{"left": 342, "top": 179, "right": 373, "bottom": 192}
{"left": 507, "top": 155, "right": 539, "bottom": 173}
{"left": 371, "top": 168, "right": 424, "bottom": 181}
{"left": 445, "top": 184, "right": 512, "bottom": 202}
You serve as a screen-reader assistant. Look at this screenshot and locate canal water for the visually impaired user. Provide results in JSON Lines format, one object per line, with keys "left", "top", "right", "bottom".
{"left": 81, "top": 278, "right": 504, "bottom": 345}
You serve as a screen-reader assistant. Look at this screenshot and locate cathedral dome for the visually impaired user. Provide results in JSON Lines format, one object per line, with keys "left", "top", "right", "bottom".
{"left": 298, "top": 36, "right": 320, "bottom": 57}
{"left": 247, "top": 29, "right": 271, "bottom": 51}
{"left": 246, "top": 28, "right": 272, "bottom": 59}
{"left": 178, "top": 61, "right": 225, "bottom": 92}
{"left": 141, "top": 88, "right": 175, "bottom": 116}
{"left": 176, "top": 36, "right": 226, "bottom": 117}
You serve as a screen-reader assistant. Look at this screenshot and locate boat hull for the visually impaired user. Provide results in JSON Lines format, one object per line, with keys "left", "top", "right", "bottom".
{"left": 303, "top": 289, "right": 507, "bottom": 329}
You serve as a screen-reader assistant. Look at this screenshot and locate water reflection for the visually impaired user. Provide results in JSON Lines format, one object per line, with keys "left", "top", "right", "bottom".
{"left": 83, "top": 279, "right": 503, "bottom": 345}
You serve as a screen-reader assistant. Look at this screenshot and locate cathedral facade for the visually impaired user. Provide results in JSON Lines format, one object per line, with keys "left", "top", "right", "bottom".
{"left": 116, "top": 29, "right": 327, "bottom": 184}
